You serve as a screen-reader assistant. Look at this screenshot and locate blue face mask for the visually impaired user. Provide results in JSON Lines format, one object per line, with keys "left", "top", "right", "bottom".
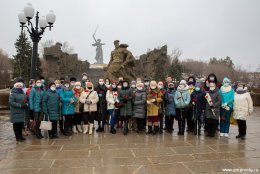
{"left": 195, "top": 87, "right": 200, "bottom": 91}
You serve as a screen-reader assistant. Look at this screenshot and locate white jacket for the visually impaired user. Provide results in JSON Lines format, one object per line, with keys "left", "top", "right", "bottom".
{"left": 106, "top": 90, "right": 119, "bottom": 110}
{"left": 79, "top": 90, "right": 99, "bottom": 112}
{"left": 233, "top": 92, "right": 253, "bottom": 120}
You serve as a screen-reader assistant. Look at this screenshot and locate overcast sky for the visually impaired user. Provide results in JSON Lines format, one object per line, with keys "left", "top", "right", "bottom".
{"left": 0, "top": 0, "right": 260, "bottom": 71}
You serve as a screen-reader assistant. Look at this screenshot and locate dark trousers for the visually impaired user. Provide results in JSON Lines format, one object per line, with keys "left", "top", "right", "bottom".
{"left": 34, "top": 112, "right": 43, "bottom": 136}
{"left": 206, "top": 118, "right": 218, "bottom": 137}
{"left": 13, "top": 122, "right": 24, "bottom": 140}
{"left": 64, "top": 115, "right": 73, "bottom": 133}
{"left": 159, "top": 113, "right": 164, "bottom": 131}
{"left": 97, "top": 103, "right": 107, "bottom": 127}
{"left": 186, "top": 107, "right": 195, "bottom": 131}
{"left": 83, "top": 112, "right": 95, "bottom": 124}
{"left": 59, "top": 116, "right": 64, "bottom": 133}
{"left": 165, "top": 115, "right": 174, "bottom": 130}
{"left": 48, "top": 120, "right": 58, "bottom": 136}
{"left": 237, "top": 119, "right": 246, "bottom": 136}
{"left": 176, "top": 108, "right": 187, "bottom": 133}
{"left": 73, "top": 113, "right": 83, "bottom": 125}
{"left": 136, "top": 118, "right": 144, "bottom": 131}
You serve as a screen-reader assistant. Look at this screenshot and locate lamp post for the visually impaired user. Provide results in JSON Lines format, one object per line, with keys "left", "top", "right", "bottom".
{"left": 18, "top": 3, "right": 56, "bottom": 79}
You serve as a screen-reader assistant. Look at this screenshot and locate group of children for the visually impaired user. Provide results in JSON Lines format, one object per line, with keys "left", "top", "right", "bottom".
{"left": 9, "top": 73, "right": 254, "bottom": 142}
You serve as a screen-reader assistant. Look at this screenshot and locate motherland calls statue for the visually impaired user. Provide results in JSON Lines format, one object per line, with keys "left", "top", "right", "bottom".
{"left": 92, "top": 27, "right": 105, "bottom": 64}
{"left": 104, "top": 40, "right": 136, "bottom": 82}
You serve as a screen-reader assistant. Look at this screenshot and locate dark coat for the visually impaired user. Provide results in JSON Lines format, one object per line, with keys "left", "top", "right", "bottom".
{"left": 133, "top": 89, "right": 146, "bottom": 119}
{"left": 9, "top": 88, "right": 28, "bottom": 123}
{"left": 191, "top": 90, "right": 206, "bottom": 119}
{"left": 42, "top": 90, "right": 61, "bottom": 120}
{"left": 118, "top": 87, "right": 133, "bottom": 117}
{"left": 95, "top": 84, "right": 107, "bottom": 112}
{"left": 205, "top": 88, "right": 222, "bottom": 120}
{"left": 29, "top": 86, "right": 45, "bottom": 112}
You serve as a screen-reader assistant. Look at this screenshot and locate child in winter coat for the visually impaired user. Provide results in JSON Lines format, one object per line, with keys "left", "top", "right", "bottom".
{"left": 146, "top": 81, "right": 163, "bottom": 135}
{"left": 165, "top": 82, "right": 175, "bottom": 133}
{"left": 174, "top": 80, "right": 191, "bottom": 135}
{"left": 80, "top": 82, "right": 99, "bottom": 135}
{"left": 233, "top": 83, "right": 253, "bottom": 140}
{"left": 42, "top": 83, "right": 60, "bottom": 139}
{"left": 219, "top": 77, "right": 234, "bottom": 137}
{"left": 191, "top": 82, "right": 206, "bottom": 135}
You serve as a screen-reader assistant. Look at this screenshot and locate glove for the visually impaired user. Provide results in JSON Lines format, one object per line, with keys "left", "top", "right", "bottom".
{"left": 124, "top": 95, "right": 129, "bottom": 100}
{"left": 123, "top": 98, "right": 128, "bottom": 103}
{"left": 85, "top": 100, "right": 92, "bottom": 105}
{"left": 21, "top": 103, "right": 28, "bottom": 109}
{"left": 150, "top": 99, "right": 156, "bottom": 103}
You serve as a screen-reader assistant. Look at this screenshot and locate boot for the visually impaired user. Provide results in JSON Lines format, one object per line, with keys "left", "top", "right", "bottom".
{"left": 198, "top": 129, "right": 201, "bottom": 136}
{"left": 83, "top": 124, "right": 89, "bottom": 134}
{"left": 146, "top": 126, "right": 153, "bottom": 134}
{"left": 89, "top": 124, "right": 93, "bottom": 135}
{"left": 123, "top": 120, "right": 128, "bottom": 135}
{"left": 110, "top": 127, "right": 116, "bottom": 134}
{"left": 72, "top": 125, "right": 78, "bottom": 134}
{"left": 153, "top": 126, "right": 159, "bottom": 135}
{"left": 77, "top": 124, "right": 83, "bottom": 133}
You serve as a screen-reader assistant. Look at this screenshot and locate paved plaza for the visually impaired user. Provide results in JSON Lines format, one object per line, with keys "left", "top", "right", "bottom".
{"left": 0, "top": 108, "right": 260, "bottom": 174}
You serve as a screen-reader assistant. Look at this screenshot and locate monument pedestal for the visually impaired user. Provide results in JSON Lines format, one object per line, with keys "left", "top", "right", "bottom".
{"left": 87, "top": 63, "right": 107, "bottom": 84}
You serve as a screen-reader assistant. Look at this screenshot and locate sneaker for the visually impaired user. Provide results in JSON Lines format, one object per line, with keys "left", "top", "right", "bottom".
{"left": 224, "top": 133, "right": 229, "bottom": 137}
{"left": 220, "top": 133, "right": 224, "bottom": 137}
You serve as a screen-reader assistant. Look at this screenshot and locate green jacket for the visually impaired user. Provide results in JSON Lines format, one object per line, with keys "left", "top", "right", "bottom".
{"left": 118, "top": 88, "right": 133, "bottom": 117}
{"left": 9, "top": 88, "right": 27, "bottom": 123}
{"left": 29, "top": 86, "right": 45, "bottom": 112}
{"left": 42, "top": 90, "right": 61, "bottom": 120}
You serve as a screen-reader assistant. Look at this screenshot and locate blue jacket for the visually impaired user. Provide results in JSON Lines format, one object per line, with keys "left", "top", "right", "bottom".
{"left": 59, "top": 88, "right": 77, "bottom": 115}
{"left": 219, "top": 86, "right": 234, "bottom": 109}
{"left": 9, "top": 88, "right": 28, "bottom": 123}
{"left": 174, "top": 87, "right": 191, "bottom": 108}
{"left": 29, "top": 86, "right": 45, "bottom": 112}
{"left": 165, "top": 89, "right": 176, "bottom": 116}
{"left": 42, "top": 90, "right": 61, "bottom": 120}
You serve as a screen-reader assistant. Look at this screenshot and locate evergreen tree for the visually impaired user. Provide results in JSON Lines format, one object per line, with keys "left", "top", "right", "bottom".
{"left": 167, "top": 58, "right": 183, "bottom": 81}
{"left": 13, "top": 31, "right": 42, "bottom": 82}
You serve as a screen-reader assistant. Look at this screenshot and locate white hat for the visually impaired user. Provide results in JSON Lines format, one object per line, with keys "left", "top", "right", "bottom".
{"left": 75, "top": 82, "right": 81, "bottom": 86}
{"left": 14, "top": 82, "right": 23, "bottom": 88}
{"left": 179, "top": 80, "right": 187, "bottom": 85}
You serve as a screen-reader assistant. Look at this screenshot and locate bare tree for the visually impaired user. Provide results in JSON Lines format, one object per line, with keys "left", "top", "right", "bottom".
{"left": 61, "top": 41, "right": 74, "bottom": 54}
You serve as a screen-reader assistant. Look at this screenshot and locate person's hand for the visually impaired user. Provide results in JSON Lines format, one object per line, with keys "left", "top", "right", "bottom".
{"left": 21, "top": 103, "right": 28, "bottom": 109}
{"left": 151, "top": 99, "right": 156, "bottom": 103}
{"left": 209, "top": 105, "right": 214, "bottom": 110}
{"left": 147, "top": 100, "right": 151, "bottom": 105}
{"left": 70, "top": 98, "right": 74, "bottom": 103}
{"left": 192, "top": 101, "right": 195, "bottom": 105}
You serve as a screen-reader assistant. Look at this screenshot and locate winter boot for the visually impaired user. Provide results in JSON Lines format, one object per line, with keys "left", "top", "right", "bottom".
{"left": 146, "top": 126, "right": 153, "bottom": 134}
{"left": 77, "top": 124, "right": 83, "bottom": 133}
{"left": 89, "top": 124, "right": 93, "bottom": 135}
{"left": 110, "top": 127, "right": 116, "bottom": 134}
{"left": 123, "top": 120, "right": 128, "bottom": 135}
{"left": 72, "top": 125, "right": 78, "bottom": 134}
{"left": 83, "top": 124, "right": 89, "bottom": 134}
{"left": 153, "top": 126, "right": 159, "bottom": 135}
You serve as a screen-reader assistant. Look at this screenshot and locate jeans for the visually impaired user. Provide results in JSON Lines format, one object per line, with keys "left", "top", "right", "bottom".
{"left": 220, "top": 108, "right": 232, "bottom": 133}
{"left": 108, "top": 109, "right": 118, "bottom": 128}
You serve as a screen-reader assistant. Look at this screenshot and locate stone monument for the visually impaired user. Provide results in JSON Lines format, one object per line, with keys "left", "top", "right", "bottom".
{"left": 104, "top": 40, "right": 136, "bottom": 82}
{"left": 92, "top": 28, "right": 105, "bottom": 64}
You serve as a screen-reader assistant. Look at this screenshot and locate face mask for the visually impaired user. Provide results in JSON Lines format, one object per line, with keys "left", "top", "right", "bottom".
{"left": 210, "top": 87, "right": 215, "bottom": 91}
{"left": 179, "top": 85, "right": 185, "bottom": 89}
{"left": 99, "top": 82, "right": 104, "bottom": 85}
{"left": 106, "top": 82, "right": 110, "bottom": 85}
{"left": 137, "top": 87, "right": 143, "bottom": 90}
{"left": 118, "top": 86, "right": 122, "bottom": 89}
{"left": 65, "top": 84, "right": 70, "bottom": 88}
{"left": 123, "top": 83, "right": 128, "bottom": 88}
{"left": 87, "top": 87, "right": 92, "bottom": 90}
{"left": 36, "top": 83, "right": 42, "bottom": 87}
{"left": 237, "top": 87, "right": 243, "bottom": 91}
{"left": 144, "top": 82, "right": 149, "bottom": 86}
{"left": 223, "top": 83, "right": 229, "bottom": 87}
{"left": 112, "top": 85, "right": 117, "bottom": 88}
{"left": 131, "top": 84, "right": 136, "bottom": 88}
{"left": 209, "top": 77, "right": 215, "bottom": 81}
{"left": 189, "top": 79, "right": 194, "bottom": 82}
{"left": 206, "top": 83, "right": 209, "bottom": 87}
{"left": 158, "top": 85, "right": 163, "bottom": 89}
{"left": 151, "top": 86, "right": 156, "bottom": 90}
{"left": 41, "top": 80, "right": 45, "bottom": 83}
{"left": 71, "top": 83, "right": 75, "bottom": 86}
{"left": 82, "top": 76, "right": 87, "bottom": 80}
{"left": 75, "top": 86, "right": 81, "bottom": 90}
{"left": 50, "top": 87, "right": 56, "bottom": 91}
{"left": 195, "top": 87, "right": 200, "bottom": 91}
{"left": 56, "top": 84, "right": 60, "bottom": 87}
{"left": 16, "top": 88, "right": 23, "bottom": 93}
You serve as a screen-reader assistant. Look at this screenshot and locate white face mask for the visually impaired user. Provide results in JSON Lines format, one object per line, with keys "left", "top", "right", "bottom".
{"left": 105, "top": 82, "right": 110, "bottom": 85}
{"left": 137, "top": 87, "right": 143, "bottom": 90}
{"left": 209, "top": 77, "right": 215, "bottom": 81}
{"left": 50, "top": 87, "right": 56, "bottom": 91}
{"left": 118, "top": 86, "right": 122, "bottom": 89}
{"left": 210, "top": 87, "right": 215, "bottom": 91}
{"left": 99, "top": 81, "right": 104, "bottom": 85}
{"left": 237, "top": 87, "right": 243, "bottom": 91}
{"left": 41, "top": 79, "right": 45, "bottom": 83}
{"left": 158, "top": 84, "right": 163, "bottom": 89}
{"left": 144, "top": 82, "right": 149, "bottom": 86}
{"left": 36, "top": 83, "right": 42, "bottom": 87}
{"left": 82, "top": 76, "right": 87, "bottom": 80}
{"left": 131, "top": 84, "right": 136, "bottom": 88}
{"left": 75, "top": 86, "right": 81, "bottom": 89}
{"left": 65, "top": 84, "right": 70, "bottom": 88}
{"left": 151, "top": 86, "right": 156, "bottom": 90}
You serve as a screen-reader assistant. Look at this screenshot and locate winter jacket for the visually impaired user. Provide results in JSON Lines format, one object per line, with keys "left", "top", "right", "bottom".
{"left": 118, "top": 87, "right": 133, "bottom": 117}
{"left": 80, "top": 88, "right": 99, "bottom": 112}
{"left": 42, "top": 90, "right": 60, "bottom": 120}
{"left": 133, "top": 89, "right": 147, "bottom": 119}
{"left": 72, "top": 87, "right": 84, "bottom": 113}
{"left": 233, "top": 91, "right": 253, "bottom": 120}
{"left": 165, "top": 89, "right": 176, "bottom": 116}
{"left": 191, "top": 90, "right": 206, "bottom": 119}
{"left": 59, "top": 88, "right": 77, "bottom": 115}
{"left": 159, "top": 88, "right": 168, "bottom": 115}
{"left": 146, "top": 88, "right": 163, "bottom": 117}
{"left": 174, "top": 86, "right": 191, "bottom": 109}
{"left": 29, "top": 86, "right": 45, "bottom": 112}
{"left": 205, "top": 88, "right": 222, "bottom": 120}
{"left": 95, "top": 84, "right": 107, "bottom": 112}
{"left": 106, "top": 90, "right": 119, "bottom": 110}
{"left": 219, "top": 86, "right": 234, "bottom": 109}
{"left": 9, "top": 88, "right": 28, "bottom": 123}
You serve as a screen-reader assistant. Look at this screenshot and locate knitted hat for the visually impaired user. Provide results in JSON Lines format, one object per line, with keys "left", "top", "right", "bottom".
{"left": 179, "top": 80, "right": 187, "bottom": 85}
{"left": 14, "top": 82, "right": 23, "bottom": 88}
{"left": 70, "top": 77, "right": 77, "bottom": 82}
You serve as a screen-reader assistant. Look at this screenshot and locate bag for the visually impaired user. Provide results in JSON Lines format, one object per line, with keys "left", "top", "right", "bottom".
{"left": 230, "top": 112, "right": 237, "bottom": 125}
{"left": 40, "top": 114, "right": 52, "bottom": 130}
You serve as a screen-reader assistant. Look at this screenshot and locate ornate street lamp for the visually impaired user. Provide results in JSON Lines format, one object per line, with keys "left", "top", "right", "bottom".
{"left": 18, "top": 3, "right": 56, "bottom": 79}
